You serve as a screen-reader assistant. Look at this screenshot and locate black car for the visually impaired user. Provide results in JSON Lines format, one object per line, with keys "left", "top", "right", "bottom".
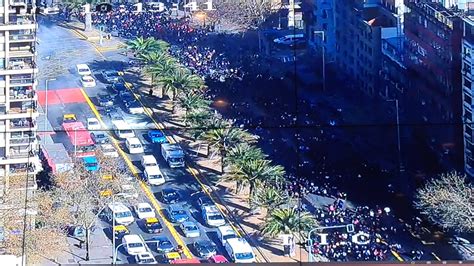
{"left": 97, "top": 94, "right": 114, "bottom": 107}
{"left": 91, "top": 131, "right": 109, "bottom": 144}
{"left": 110, "top": 82, "right": 127, "bottom": 93}
{"left": 101, "top": 70, "right": 121, "bottom": 83}
{"left": 198, "top": 196, "right": 214, "bottom": 209}
{"left": 160, "top": 188, "right": 181, "bottom": 204}
{"left": 193, "top": 240, "right": 217, "bottom": 258}
{"left": 119, "top": 90, "right": 134, "bottom": 103}
{"left": 148, "top": 236, "right": 174, "bottom": 253}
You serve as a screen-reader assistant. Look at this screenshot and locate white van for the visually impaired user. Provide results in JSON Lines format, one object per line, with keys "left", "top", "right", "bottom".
{"left": 122, "top": 234, "right": 147, "bottom": 255}
{"left": 126, "top": 137, "right": 144, "bottom": 154}
{"left": 113, "top": 120, "right": 135, "bottom": 139}
{"left": 225, "top": 238, "right": 255, "bottom": 263}
{"left": 76, "top": 64, "right": 92, "bottom": 76}
{"left": 141, "top": 155, "right": 158, "bottom": 168}
{"left": 217, "top": 225, "right": 238, "bottom": 246}
{"left": 106, "top": 202, "right": 134, "bottom": 225}
{"left": 144, "top": 166, "right": 165, "bottom": 186}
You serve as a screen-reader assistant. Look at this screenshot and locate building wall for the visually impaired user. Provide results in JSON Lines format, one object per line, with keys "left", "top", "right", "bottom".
{"left": 0, "top": 0, "right": 39, "bottom": 196}
{"left": 307, "top": 0, "right": 336, "bottom": 62}
{"left": 461, "top": 18, "right": 474, "bottom": 176}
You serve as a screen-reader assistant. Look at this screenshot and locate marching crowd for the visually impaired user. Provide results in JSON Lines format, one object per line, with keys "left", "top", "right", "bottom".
{"left": 70, "top": 5, "right": 431, "bottom": 262}
{"left": 84, "top": 4, "right": 242, "bottom": 81}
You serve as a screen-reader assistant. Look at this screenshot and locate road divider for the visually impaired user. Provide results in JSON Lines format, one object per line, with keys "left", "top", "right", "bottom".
{"left": 80, "top": 88, "right": 194, "bottom": 260}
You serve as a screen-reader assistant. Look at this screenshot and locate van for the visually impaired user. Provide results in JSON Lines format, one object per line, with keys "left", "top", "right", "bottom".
{"left": 113, "top": 120, "right": 135, "bottom": 139}
{"left": 217, "top": 225, "right": 238, "bottom": 246}
{"left": 105, "top": 202, "right": 134, "bottom": 225}
{"left": 122, "top": 234, "right": 147, "bottom": 255}
{"left": 224, "top": 238, "right": 255, "bottom": 263}
{"left": 144, "top": 166, "right": 165, "bottom": 186}
{"left": 76, "top": 64, "right": 92, "bottom": 76}
{"left": 141, "top": 155, "right": 158, "bottom": 168}
{"left": 126, "top": 137, "right": 144, "bottom": 154}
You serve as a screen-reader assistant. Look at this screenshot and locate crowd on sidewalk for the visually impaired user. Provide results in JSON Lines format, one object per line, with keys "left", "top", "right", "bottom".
{"left": 72, "top": 5, "right": 432, "bottom": 262}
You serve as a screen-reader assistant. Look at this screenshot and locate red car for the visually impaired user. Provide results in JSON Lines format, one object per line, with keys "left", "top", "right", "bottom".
{"left": 208, "top": 255, "right": 228, "bottom": 263}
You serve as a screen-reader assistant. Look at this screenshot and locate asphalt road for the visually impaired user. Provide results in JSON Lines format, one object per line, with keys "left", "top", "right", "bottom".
{"left": 37, "top": 18, "right": 235, "bottom": 264}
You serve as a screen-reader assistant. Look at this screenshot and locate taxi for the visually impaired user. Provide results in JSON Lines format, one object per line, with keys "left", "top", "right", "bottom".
{"left": 113, "top": 225, "right": 129, "bottom": 239}
{"left": 100, "top": 189, "right": 113, "bottom": 197}
{"left": 164, "top": 251, "right": 181, "bottom": 263}
{"left": 102, "top": 174, "right": 114, "bottom": 181}
{"left": 144, "top": 217, "right": 162, "bottom": 234}
{"left": 63, "top": 114, "right": 77, "bottom": 123}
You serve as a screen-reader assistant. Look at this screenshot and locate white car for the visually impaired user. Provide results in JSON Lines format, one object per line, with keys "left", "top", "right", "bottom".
{"left": 81, "top": 75, "right": 97, "bottom": 87}
{"left": 76, "top": 63, "right": 92, "bottom": 76}
{"left": 122, "top": 234, "right": 147, "bottom": 255}
{"left": 134, "top": 252, "right": 157, "bottom": 264}
{"left": 134, "top": 203, "right": 155, "bottom": 219}
{"left": 87, "top": 118, "right": 101, "bottom": 131}
{"left": 100, "top": 143, "right": 119, "bottom": 158}
{"left": 180, "top": 221, "right": 201, "bottom": 238}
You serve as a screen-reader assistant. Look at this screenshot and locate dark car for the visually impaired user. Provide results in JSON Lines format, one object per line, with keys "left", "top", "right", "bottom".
{"left": 148, "top": 236, "right": 175, "bottom": 253}
{"left": 97, "top": 94, "right": 114, "bottom": 107}
{"left": 110, "top": 82, "right": 127, "bottom": 93}
{"left": 101, "top": 70, "right": 120, "bottom": 83}
{"left": 198, "top": 196, "right": 214, "bottom": 209}
{"left": 91, "top": 131, "right": 109, "bottom": 144}
{"left": 108, "top": 107, "right": 123, "bottom": 121}
{"left": 120, "top": 90, "right": 134, "bottom": 103}
{"left": 160, "top": 188, "right": 181, "bottom": 204}
{"left": 193, "top": 240, "right": 217, "bottom": 258}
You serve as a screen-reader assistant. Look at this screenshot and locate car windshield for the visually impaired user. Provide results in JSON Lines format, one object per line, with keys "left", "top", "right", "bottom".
{"left": 141, "top": 258, "right": 155, "bottom": 263}
{"left": 145, "top": 162, "right": 157, "bottom": 167}
{"left": 115, "top": 211, "right": 132, "bottom": 218}
{"left": 172, "top": 210, "right": 186, "bottom": 215}
{"left": 159, "top": 241, "right": 172, "bottom": 248}
{"left": 129, "top": 242, "right": 143, "bottom": 248}
{"left": 120, "top": 129, "right": 133, "bottom": 134}
{"left": 235, "top": 252, "right": 254, "bottom": 260}
{"left": 89, "top": 121, "right": 98, "bottom": 125}
{"left": 79, "top": 68, "right": 88, "bottom": 72}
{"left": 79, "top": 145, "right": 95, "bottom": 152}
{"left": 151, "top": 132, "right": 162, "bottom": 137}
{"left": 149, "top": 175, "right": 161, "bottom": 180}
{"left": 96, "top": 133, "right": 106, "bottom": 138}
{"left": 209, "top": 214, "right": 223, "bottom": 220}
{"left": 199, "top": 242, "right": 215, "bottom": 251}
{"left": 165, "top": 191, "right": 177, "bottom": 198}
{"left": 169, "top": 157, "right": 183, "bottom": 163}
{"left": 223, "top": 234, "right": 236, "bottom": 240}
{"left": 139, "top": 207, "right": 152, "bottom": 213}
{"left": 131, "top": 144, "right": 142, "bottom": 148}
{"left": 186, "top": 225, "right": 198, "bottom": 231}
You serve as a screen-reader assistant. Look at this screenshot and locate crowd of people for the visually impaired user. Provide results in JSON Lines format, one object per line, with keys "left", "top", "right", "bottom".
{"left": 83, "top": 4, "right": 242, "bottom": 81}
{"left": 69, "top": 4, "right": 432, "bottom": 262}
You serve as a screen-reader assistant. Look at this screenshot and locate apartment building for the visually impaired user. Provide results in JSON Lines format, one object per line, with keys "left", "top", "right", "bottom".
{"left": 403, "top": 0, "right": 463, "bottom": 169}
{"left": 0, "top": 0, "right": 39, "bottom": 196}
{"left": 306, "top": 0, "right": 336, "bottom": 62}
{"left": 334, "top": 0, "right": 398, "bottom": 96}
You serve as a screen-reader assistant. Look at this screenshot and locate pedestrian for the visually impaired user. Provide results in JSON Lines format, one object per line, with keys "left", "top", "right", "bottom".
{"left": 148, "top": 88, "right": 153, "bottom": 97}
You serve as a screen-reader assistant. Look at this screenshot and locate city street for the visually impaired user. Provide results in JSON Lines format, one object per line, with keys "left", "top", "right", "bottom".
{"left": 37, "top": 17, "right": 245, "bottom": 264}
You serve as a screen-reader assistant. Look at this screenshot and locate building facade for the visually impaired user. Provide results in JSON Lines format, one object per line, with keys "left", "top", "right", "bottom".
{"left": 0, "top": 0, "right": 39, "bottom": 196}
{"left": 403, "top": 0, "right": 463, "bottom": 168}
{"left": 461, "top": 17, "right": 474, "bottom": 176}
{"left": 334, "top": 0, "right": 398, "bottom": 96}
{"left": 307, "top": 0, "right": 337, "bottom": 62}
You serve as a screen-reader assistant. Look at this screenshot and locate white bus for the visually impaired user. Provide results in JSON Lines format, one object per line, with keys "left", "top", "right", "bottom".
{"left": 112, "top": 120, "right": 135, "bottom": 139}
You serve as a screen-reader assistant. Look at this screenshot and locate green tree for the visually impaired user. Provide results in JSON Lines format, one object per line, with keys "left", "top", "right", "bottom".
{"left": 125, "top": 37, "right": 169, "bottom": 57}
{"left": 225, "top": 159, "right": 284, "bottom": 197}
{"left": 261, "top": 207, "right": 317, "bottom": 238}
{"left": 138, "top": 50, "right": 174, "bottom": 66}
{"left": 203, "top": 127, "right": 258, "bottom": 173}
{"left": 226, "top": 143, "right": 267, "bottom": 166}
{"left": 251, "top": 186, "right": 287, "bottom": 215}
{"left": 177, "top": 92, "right": 211, "bottom": 119}
{"left": 415, "top": 171, "right": 474, "bottom": 232}
{"left": 159, "top": 68, "right": 205, "bottom": 102}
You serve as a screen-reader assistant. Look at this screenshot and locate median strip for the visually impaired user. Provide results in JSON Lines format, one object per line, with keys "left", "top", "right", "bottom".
{"left": 80, "top": 88, "right": 193, "bottom": 259}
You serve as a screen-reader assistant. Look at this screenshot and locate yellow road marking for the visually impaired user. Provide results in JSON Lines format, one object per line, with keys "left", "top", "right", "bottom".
{"left": 391, "top": 249, "right": 404, "bottom": 262}
{"left": 80, "top": 89, "right": 193, "bottom": 259}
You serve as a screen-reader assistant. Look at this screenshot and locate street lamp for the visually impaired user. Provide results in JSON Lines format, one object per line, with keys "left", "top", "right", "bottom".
{"left": 313, "top": 31, "right": 326, "bottom": 91}
{"left": 307, "top": 224, "right": 354, "bottom": 262}
{"left": 387, "top": 99, "right": 403, "bottom": 173}
{"left": 44, "top": 78, "right": 56, "bottom": 137}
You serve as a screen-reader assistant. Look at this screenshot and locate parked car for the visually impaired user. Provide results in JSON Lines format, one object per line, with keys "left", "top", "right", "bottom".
{"left": 149, "top": 236, "right": 175, "bottom": 253}
{"left": 97, "top": 94, "right": 114, "bottom": 107}
{"left": 120, "top": 90, "right": 134, "bottom": 103}
{"left": 91, "top": 131, "right": 109, "bottom": 144}
{"left": 143, "top": 217, "right": 162, "bottom": 234}
{"left": 148, "top": 130, "right": 167, "bottom": 144}
{"left": 208, "top": 255, "right": 229, "bottom": 263}
{"left": 100, "top": 143, "right": 119, "bottom": 157}
{"left": 193, "top": 240, "right": 217, "bottom": 258}
{"left": 180, "top": 221, "right": 200, "bottom": 238}
{"left": 167, "top": 204, "right": 189, "bottom": 223}
{"left": 273, "top": 34, "right": 305, "bottom": 45}
{"left": 160, "top": 188, "right": 181, "bottom": 204}
{"left": 87, "top": 118, "right": 101, "bottom": 131}
{"left": 81, "top": 75, "right": 96, "bottom": 87}
{"left": 76, "top": 63, "right": 92, "bottom": 76}
{"left": 134, "top": 252, "right": 157, "bottom": 264}
{"left": 101, "top": 70, "right": 121, "bottom": 83}
{"left": 134, "top": 202, "right": 155, "bottom": 219}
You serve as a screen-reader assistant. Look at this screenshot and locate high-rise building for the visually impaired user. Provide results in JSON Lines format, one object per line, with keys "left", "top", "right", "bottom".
{"left": 0, "top": 0, "right": 39, "bottom": 197}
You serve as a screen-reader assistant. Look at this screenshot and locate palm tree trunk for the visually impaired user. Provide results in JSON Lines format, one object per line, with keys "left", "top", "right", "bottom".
{"left": 249, "top": 182, "right": 255, "bottom": 199}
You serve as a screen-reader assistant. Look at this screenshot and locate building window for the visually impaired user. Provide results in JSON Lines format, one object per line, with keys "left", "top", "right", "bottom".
{"left": 464, "top": 46, "right": 472, "bottom": 58}
{"left": 322, "top": 23, "right": 328, "bottom": 30}
{"left": 464, "top": 62, "right": 472, "bottom": 74}
{"left": 465, "top": 78, "right": 472, "bottom": 89}
{"left": 466, "top": 94, "right": 472, "bottom": 106}
{"left": 322, "top": 9, "right": 328, "bottom": 19}
{"left": 467, "top": 126, "right": 473, "bottom": 137}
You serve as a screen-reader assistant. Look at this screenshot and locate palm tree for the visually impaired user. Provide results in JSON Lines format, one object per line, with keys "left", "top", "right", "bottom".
{"left": 125, "top": 37, "right": 169, "bottom": 57}
{"left": 224, "top": 159, "right": 284, "bottom": 198}
{"left": 251, "top": 186, "right": 287, "bottom": 215}
{"left": 226, "top": 143, "right": 267, "bottom": 167}
{"left": 261, "top": 207, "right": 317, "bottom": 238}
{"left": 203, "top": 127, "right": 258, "bottom": 173}
{"left": 177, "top": 92, "right": 211, "bottom": 118}
{"left": 159, "top": 68, "right": 205, "bottom": 102}
{"left": 138, "top": 51, "right": 174, "bottom": 66}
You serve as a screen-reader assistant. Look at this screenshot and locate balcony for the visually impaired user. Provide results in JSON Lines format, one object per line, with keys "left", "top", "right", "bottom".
{"left": 10, "top": 75, "right": 34, "bottom": 85}
{"left": 8, "top": 147, "right": 35, "bottom": 159}
{"left": 9, "top": 134, "right": 35, "bottom": 146}
{"left": 9, "top": 46, "right": 34, "bottom": 58}
{"left": 10, "top": 0, "right": 27, "bottom": 6}
{"left": 9, "top": 33, "right": 34, "bottom": 43}
{"left": 0, "top": 60, "right": 37, "bottom": 76}
{"left": 7, "top": 101, "right": 37, "bottom": 115}
{"left": 10, "top": 118, "right": 35, "bottom": 130}
{"left": 9, "top": 88, "right": 35, "bottom": 101}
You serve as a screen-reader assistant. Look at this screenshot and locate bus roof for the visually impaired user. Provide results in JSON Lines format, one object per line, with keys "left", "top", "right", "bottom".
{"left": 63, "top": 122, "right": 94, "bottom": 146}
